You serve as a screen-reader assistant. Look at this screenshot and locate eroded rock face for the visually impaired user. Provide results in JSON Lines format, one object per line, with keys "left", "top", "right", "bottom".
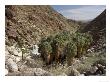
{"left": 5, "top": 58, "right": 18, "bottom": 72}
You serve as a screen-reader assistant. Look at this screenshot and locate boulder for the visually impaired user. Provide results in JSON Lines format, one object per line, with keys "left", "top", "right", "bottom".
{"left": 83, "top": 65, "right": 106, "bottom": 76}
{"left": 25, "top": 58, "right": 37, "bottom": 68}
{"left": 83, "top": 66, "right": 98, "bottom": 76}
{"left": 9, "top": 55, "right": 21, "bottom": 63}
{"left": 25, "top": 55, "right": 44, "bottom": 68}
{"left": 34, "top": 68, "right": 53, "bottom": 76}
{"left": 25, "top": 56, "right": 32, "bottom": 60}
{"left": 17, "top": 68, "right": 52, "bottom": 76}
{"left": 15, "top": 57, "right": 21, "bottom": 62}
{"left": 95, "top": 64, "right": 106, "bottom": 75}
{"left": 17, "top": 61, "right": 28, "bottom": 72}
{"left": 90, "top": 66, "right": 98, "bottom": 74}
{"left": 6, "top": 58, "right": 18, "bottom": 72}
{"left": 66, "top": 66, "right": 80, "bottom": 76}
{"left": 5, "top": 50, "right": 10, "bottom": 56}
{"left": 12, "top": 49, "right": 22, "bottom": 57}
{"left": 5, "top": 69, "right": 8, "bottom": 75}
{"left": 21, "top": 68, "right": 36, "bottom": 76}
{"left": 7, "top": 45, "right": 22, "bottom": 57}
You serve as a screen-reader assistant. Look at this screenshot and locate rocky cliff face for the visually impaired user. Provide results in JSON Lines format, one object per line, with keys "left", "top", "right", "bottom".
{"left": 5, "top": 5, "right": 78, "bottom": 46}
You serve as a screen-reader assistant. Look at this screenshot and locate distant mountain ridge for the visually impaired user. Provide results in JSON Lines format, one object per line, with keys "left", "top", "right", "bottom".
{"left": 81, "top": 10, "right": 106, "bottom": 50}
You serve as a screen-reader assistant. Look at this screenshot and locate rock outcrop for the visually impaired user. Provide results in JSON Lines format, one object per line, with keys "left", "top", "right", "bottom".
{"left": 5, "top": 58, "right": 18, "bottom": 72}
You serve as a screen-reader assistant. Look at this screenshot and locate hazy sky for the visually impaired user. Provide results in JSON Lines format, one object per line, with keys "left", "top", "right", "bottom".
{"left": 52, "top": 5, "right": 106, "bottom": 21}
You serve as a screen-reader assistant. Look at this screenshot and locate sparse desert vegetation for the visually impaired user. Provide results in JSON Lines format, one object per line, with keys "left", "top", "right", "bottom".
{"left": 5, "top": 5, "right": 106, "bottom": 76}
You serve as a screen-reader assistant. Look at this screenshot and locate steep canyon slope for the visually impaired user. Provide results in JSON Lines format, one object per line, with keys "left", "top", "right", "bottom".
{"left": 5, "top": 5, "right": 79, "bottom": 46}
{"left": 81, "top": 10, "right": 106, "bottom": 51}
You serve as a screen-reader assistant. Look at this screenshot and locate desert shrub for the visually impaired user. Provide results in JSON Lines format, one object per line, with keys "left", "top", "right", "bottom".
{"left": 66, "top": 41, "right": 77, "bottom": 66}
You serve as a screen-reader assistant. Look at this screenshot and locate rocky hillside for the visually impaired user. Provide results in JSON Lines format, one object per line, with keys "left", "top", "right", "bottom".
{"left": 81, "top": 10, "right": 106, "bottom": 51}
{"left": 5, "top": 5, "right": 78, "bottom": 47}
{"left": 5, "top": 6, "right": 106, "bottom": 76}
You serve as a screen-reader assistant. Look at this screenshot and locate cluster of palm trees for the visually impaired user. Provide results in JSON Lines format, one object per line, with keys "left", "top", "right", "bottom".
{"left": 39, "top": 31, "right": 93, "bottom": 66}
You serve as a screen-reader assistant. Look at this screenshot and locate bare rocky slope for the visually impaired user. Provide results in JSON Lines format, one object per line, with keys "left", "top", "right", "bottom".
{"left": 5, "top": 5, "right": 78, "bottom": 47}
